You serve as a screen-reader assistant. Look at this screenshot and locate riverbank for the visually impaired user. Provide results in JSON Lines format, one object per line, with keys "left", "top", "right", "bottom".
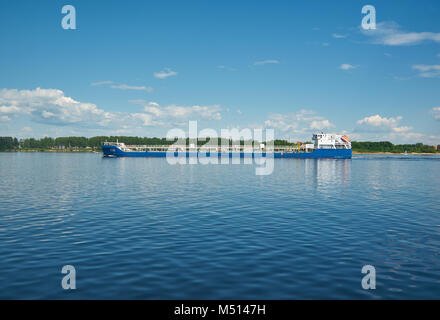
{"left": 0, "top": 149, "right": 100, "bottom": 153}
{"left": 1, "top": 149, "right": 438, "bottom": 155}
{"left": 352, "top": 151, "right": 438, "bottom": 155}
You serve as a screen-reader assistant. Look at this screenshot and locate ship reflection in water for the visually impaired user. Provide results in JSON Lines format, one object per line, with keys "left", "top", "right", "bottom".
{"left": 306, "top": 158, "right": 351, "bottom": 191}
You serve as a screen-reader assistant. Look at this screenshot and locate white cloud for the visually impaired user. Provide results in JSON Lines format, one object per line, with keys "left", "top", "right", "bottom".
{"left": 0, "top": 115, "right": 10, "bottom": 122}
{"left": 412, "top": 65, "right": 440, "bottom": 78}
{"left": 264, "top": 110, "right": 333, "bottom": 134}
{"left": 332, "top": 33, "right": 346, "bottom": 39}
{"left": 264, "top": 115, "right": 297, "bottom": 132}
{"left": 132, "top": 100, "right": 222, "bottom": 121}
{"left": 237, "top": 109, "right": 242, "bottom": 115}
{"left": 254, "top": 59, "right": 279, "bottom": 66}
{"left": 392, "top": 126, "right": 412, "bottom": 133}
{"left": 110, "top": 84, "right": 153, "bottom": 92}
{"left": 0, "top": 88, "right": 223, "bottom": 132}
{"left": 131, "top": 113, "right": 154, "bottom": 126}
{"left": 340, "top": 64, "right": 356, "bottom": 70}
{"left": 355, "top": 114, "right": 436, "bottom": 143}
{"left": 0, "top": 105, "right": 22, "bottom": 114}
{"left": 91, "top": 81, "right": 153, "bottom": 92}
{"left": 362, "top": 21, "right": 440, "bottom": 46}
{"left": 154, "top": 68, "right": 178, "bottom": 79}
{"left": 309, "top": 119, "right": 334, "bottom": 130}
{"left": 91, "top": 80, "right": 113, "bottom": 86}
{"left": 356, "top": 114, "right": 404, "bottom": 132}
{"left": 0, "top": 88, "right": 111, "bottom": 126}
{"left": 431, "top": 107, "right": 440, "bottom": 120}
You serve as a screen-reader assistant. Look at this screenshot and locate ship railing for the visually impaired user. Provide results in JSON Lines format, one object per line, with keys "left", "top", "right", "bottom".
{"left": 102, "top": 143, "right": 318, "bottom": 153}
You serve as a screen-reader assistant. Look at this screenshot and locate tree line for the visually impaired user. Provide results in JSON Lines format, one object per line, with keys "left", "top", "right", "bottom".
{"left": 0, "top": 136, "right": 300, "bottom": 150}
{"left": 0, "top": 137, "right": 19, "bottom": 151}
{"left": 0, "top": 136, "right": 438, "bottom": 153}
{"left": 0, "top": 136, "right": 176, "bottom": 150}
{"left": 351, "top": 141, "right": 437, "bottom": 153}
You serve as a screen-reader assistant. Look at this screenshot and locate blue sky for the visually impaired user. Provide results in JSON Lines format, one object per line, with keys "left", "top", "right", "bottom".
{"left": 0, "top": 0, "right": 439, "bottom": 143}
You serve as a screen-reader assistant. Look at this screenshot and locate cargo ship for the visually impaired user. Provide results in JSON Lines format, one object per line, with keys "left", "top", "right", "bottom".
{"left": 101, "top": 134, "right": 352, "bottom": 159}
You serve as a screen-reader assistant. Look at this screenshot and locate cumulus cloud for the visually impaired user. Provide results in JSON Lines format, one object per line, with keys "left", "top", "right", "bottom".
{"left": 356, "top": 114, "right": 405, "bottom": 132}
{"left": 412, "top": 65, "right": 440, "bottom": 78}
{"left": 340, "top": 64, "right": 356, "bottom": 70}
{"left": 130, "top": 113, "right": 154, "bottom": 126}
{"left": 264, "top": 110, "right": 334, "bottom": 134}
{"left": 354, "top": 114, "right": 435, "bottom": 143}
{"left": 0, "top": 88, "right": 112, "bottom": 126}
{"left": 309, "top": 119, "right": 333, "bottom": 130}
{"left": 0, "top": 105, "right": 21, "bottom": 114}
{"left": 361, "top": 21, "right": 440, "bottom": 46}
{"left": 254, "top": 59, "right": 279, "bottom": 66}
{"left": 355, "top": 114, "right": 422, "bottom": 139}
{"left": 131, "top": 100, "right": 222, "bottom": 121}
{"left": 0, "top": 88, "right": 223, "bottom": 131}
{"left": 154, "top": 68, "right": 178, "bottom": 79}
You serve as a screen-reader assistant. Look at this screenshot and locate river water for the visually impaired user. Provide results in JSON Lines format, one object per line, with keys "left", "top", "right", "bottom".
{"left": 0, "top": 152, "right": 439, "bottom": 299}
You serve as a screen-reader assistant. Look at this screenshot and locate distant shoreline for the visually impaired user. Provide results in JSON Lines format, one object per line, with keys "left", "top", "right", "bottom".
{"left": 0, "top": 149, "right": 438, "bottom": 155}
{"left": 0, "top": 149, "right": 99, "bottom": 153}
{"left": 2, "top": 137, "right": 438, "bottom": 154}
{"left": 352, "top": 151, "right": 438, "bottom": 155}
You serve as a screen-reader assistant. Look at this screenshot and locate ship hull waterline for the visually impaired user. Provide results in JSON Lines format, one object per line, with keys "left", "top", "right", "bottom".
{"left": 101, "top": 145, "right": 352, "bottom": 159}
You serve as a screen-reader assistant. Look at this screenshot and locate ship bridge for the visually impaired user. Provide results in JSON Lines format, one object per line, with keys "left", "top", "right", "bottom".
{"left": 313, "top": 134, "right": 351, "bottom": 149}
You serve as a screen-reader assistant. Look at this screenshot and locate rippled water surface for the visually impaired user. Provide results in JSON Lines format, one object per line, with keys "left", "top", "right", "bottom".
{"left": 0, "top": 152, "right": 439, "bottom": 299}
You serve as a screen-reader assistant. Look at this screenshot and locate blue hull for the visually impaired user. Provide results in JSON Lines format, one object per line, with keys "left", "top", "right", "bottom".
{"left": 102, "top": 145, "right": 352, "bottom": 159}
